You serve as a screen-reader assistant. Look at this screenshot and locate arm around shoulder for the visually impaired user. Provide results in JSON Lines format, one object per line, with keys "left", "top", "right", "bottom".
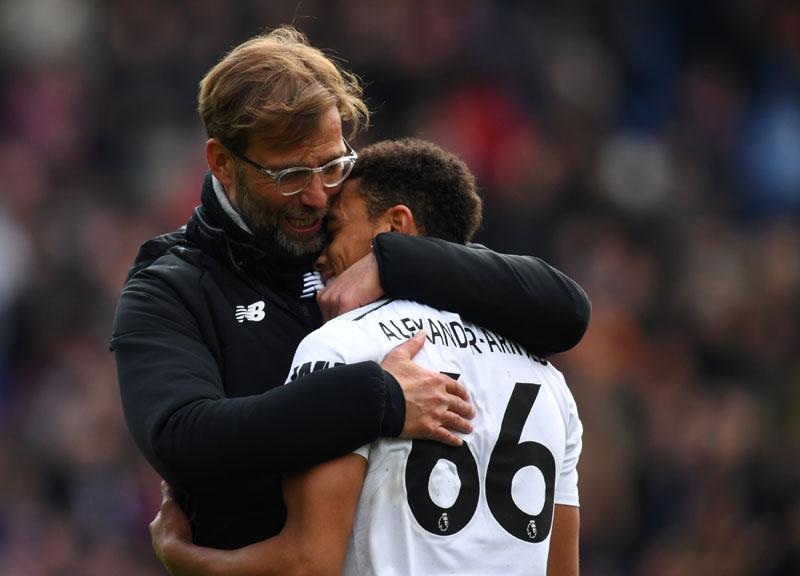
{"left": 113, "top": 268, "right": 398, "bottom": 492}
{"left": 372, "top": 233, "right": 591, "bottom": 355}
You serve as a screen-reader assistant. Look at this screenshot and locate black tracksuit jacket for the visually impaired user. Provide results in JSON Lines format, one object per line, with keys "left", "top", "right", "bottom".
{"left": 111, "top": 171, "right": 591, "bottom": 548}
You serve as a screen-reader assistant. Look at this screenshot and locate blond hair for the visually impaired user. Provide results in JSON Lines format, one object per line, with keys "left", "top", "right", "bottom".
{"left": 198, "top": 27, "right": 369, "bottom": 150}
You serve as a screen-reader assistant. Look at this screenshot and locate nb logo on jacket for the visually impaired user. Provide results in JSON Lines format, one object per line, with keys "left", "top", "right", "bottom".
{"left": 235, "top": 301, "right": 266, "bottom": 323}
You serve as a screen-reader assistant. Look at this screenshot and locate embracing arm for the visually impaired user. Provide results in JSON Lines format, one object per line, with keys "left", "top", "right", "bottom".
{"left": 111, "top": 270, "right": 397, "bottom": 494}
{"left": 113, "top": 272, "right": 471, "bottom": 494}
{"left": 152, "top": 455, "right": 366, "bottom": 576}
{"left": 373, "top": 234, "right": 590, "bottom": 355}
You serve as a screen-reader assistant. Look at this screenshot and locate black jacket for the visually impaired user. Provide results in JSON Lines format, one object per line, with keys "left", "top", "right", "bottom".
{"left": 111, "top": 172, "right": 590, "bottom": 548}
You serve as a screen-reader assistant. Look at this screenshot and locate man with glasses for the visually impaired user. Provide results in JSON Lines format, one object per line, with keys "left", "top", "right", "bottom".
{"left": 225, "top": 136, "right": 358, "bottom": 198}
{"left": 218, "top": 135, "right": 359, "bottom": 256}
{"left": 150, "top": 138, "right": 582, "bottom": 576}
{"left": 111, "top": 27, "right": 590, "bottom": 551}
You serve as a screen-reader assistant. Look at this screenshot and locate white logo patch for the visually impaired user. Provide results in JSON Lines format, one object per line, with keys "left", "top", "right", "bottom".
{"left": 438, "top": 513, "right": 450, "bottom": 532}
{"left": 527, "top": 519, "right": 537, "bottom": 539}
{"left": 301, "top": 271, "right": 324, "bottom": 299}
{"left": 235, "top": 301, "right": 266, "bottom": 323}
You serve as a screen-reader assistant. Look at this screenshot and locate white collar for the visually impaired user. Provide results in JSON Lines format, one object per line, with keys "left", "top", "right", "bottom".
{"left": 212, "top": 174, "right": 252, "bottom": 234}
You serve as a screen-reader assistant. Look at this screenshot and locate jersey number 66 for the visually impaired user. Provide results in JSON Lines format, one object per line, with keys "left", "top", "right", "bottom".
{"left": 405, "top": 381, "right": 556, "bottom": 543}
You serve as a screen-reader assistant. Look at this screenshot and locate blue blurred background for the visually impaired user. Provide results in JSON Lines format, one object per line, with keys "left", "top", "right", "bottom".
{"left": 1, "top": 1, "right": 798, "bottom": 574}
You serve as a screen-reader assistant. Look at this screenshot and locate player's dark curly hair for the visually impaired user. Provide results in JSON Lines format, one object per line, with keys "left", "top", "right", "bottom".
{"left": 349, "top": 138, "right": 482, "bottom": 244}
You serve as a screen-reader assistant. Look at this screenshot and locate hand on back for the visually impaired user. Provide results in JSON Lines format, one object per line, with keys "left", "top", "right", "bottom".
{"left": 381, "top": 330, "right": 475, "bottom": 447}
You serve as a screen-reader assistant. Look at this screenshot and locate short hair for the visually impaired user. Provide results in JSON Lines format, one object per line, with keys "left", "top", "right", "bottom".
{"left": 197, "top": 26, "right": 369, "bottom": 151}
{"left": 350, "top": 138, "right": 483, "bottom": 244}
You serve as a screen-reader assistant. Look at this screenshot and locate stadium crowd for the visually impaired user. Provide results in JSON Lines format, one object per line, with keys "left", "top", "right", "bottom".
{"left": 0, "top": 0, "right": 798, "bottom": 574}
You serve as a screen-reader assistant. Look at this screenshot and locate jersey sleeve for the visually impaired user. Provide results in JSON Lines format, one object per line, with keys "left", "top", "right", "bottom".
{"left": 283, "top": 321, "right": 357, "bottom": 385}
{"left": 284, "top": 321, "right": 377, "bottom": 461}
{"left": 353, "top": 444, "right": 370, "bottom": 460}
{"left": 112, "top": 269, "right": 395, "bottom": 494}
{"left": 554, "top": 383, "right": 583, "bottom": 507}
{"left": 371, "top": 233, "right": 591, "bottom": 356}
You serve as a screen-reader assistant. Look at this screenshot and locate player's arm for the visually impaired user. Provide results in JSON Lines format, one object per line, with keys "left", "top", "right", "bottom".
{"left": 319, "top": 233, "right": 591, "bottom": 355}
{"left": 549, "top": 379, "right": 582, "bottom": 576}
{"left": 151, "top": 455, "right": 366, "bottom": 576}
{"left": 285, "top": 324, "right": 474, "bottom": 451}
{"left": 547, "top": 504, "right": 580, "bottom": 576}
{"left": 112, "top": 268, "right": 401, "bottom": 494}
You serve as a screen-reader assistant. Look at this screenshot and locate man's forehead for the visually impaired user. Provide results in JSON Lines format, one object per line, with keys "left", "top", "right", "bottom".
{"left": 329, "top": 181, "right": 367, "bottom": 224}
{"left": 345, "top": 179, "right": 367, "bottom": 205}
{"left": 258, "top": 137, "right": 344, "bottom": 169}
{"left": 252, "top": 107, "right": 344, "bottom": 166}
{"left": 324, "top": 194, "right": 347, "bottom": 228}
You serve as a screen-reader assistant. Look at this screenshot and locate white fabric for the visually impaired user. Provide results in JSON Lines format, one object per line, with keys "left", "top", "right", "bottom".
{"left": 285, "top": 299, "right": 582, "bottom": 576}
{"left": 212, "top": 174, "right": 252, "bottom": 234}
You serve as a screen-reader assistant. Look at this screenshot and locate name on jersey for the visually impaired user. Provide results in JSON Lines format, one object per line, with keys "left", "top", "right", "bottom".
{"left": 379, "top": 317, "right": 545, "bottom": 363}
{"left": 287, "top": 319, "right": 547, "bottom": 382}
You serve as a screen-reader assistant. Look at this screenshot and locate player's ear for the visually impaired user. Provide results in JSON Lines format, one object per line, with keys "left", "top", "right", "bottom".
{"left": 386, "top": 205, "right": 418, "bottom": 235}
{"left": 206, "top": 139, "right": 236, "bottom": 188}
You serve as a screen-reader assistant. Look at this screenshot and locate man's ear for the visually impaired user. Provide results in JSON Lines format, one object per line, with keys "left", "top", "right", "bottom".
{"left": 386, "top": 205, "right": 418, "bottom": 235}
{"left": 206, "top": 139, "right": 235, "bottom": 188}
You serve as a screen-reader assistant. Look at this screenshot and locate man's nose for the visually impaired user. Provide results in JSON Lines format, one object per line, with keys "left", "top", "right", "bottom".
{"left": 299, "top": 173, "right": 336, "bottom": 210}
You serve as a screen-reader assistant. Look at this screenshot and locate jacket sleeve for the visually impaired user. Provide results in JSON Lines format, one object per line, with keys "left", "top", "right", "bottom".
{"left": 371, "top": 233, "right": 591, "bottom": 356}
{"left": 111, "top": 268, "right": 403, "bottom": 494}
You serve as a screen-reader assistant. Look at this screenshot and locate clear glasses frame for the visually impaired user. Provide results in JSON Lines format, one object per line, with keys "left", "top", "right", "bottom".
{"left": 225, "top": 137, "right": 358, "bottom": 196}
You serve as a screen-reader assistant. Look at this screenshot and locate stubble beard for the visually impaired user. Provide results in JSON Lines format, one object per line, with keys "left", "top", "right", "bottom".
{"left": 234, "top": 163, "right": 327, "bottom": 258}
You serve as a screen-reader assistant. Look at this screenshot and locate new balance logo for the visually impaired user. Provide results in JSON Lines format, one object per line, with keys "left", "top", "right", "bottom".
{"left": 301, "top": 271, "right": 324, "bottom": 299}
{"left": 235, "top": 301, "right": 266, "bottom": 323}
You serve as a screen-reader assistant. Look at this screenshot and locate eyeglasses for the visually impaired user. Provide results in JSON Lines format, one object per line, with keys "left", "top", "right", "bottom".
{"left": 225, "top": 138, "right": 358, "bottom": 197}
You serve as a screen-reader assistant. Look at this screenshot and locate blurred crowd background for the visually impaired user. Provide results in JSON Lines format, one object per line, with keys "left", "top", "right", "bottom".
{"left": 1, "top": 0, "right": 798, "bottom": 574}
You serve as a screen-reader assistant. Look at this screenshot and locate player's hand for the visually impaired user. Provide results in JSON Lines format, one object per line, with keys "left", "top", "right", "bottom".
{"left": 150, "top": 481, "right": 192, "bottom": 574}
{"left": 382, "top": 330, "right": 475, "bottom": 446}
{"left": 317, "top": 252, "right": 384, "bottom": 322}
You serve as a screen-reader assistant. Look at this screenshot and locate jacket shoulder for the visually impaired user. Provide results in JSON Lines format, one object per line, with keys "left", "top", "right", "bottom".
{"left": 116, "top": 228, "right": 211, "bottom": 317}
{"left": 113, "top": 228, "right": 207, "bottom": 342}
{"left": 124, "top": 227, "right": 193, "bottom": 283}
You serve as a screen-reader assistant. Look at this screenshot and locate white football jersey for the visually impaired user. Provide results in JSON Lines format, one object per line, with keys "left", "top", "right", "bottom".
{"left": 284, "top": 299, "right": 582, "bottom": 576}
